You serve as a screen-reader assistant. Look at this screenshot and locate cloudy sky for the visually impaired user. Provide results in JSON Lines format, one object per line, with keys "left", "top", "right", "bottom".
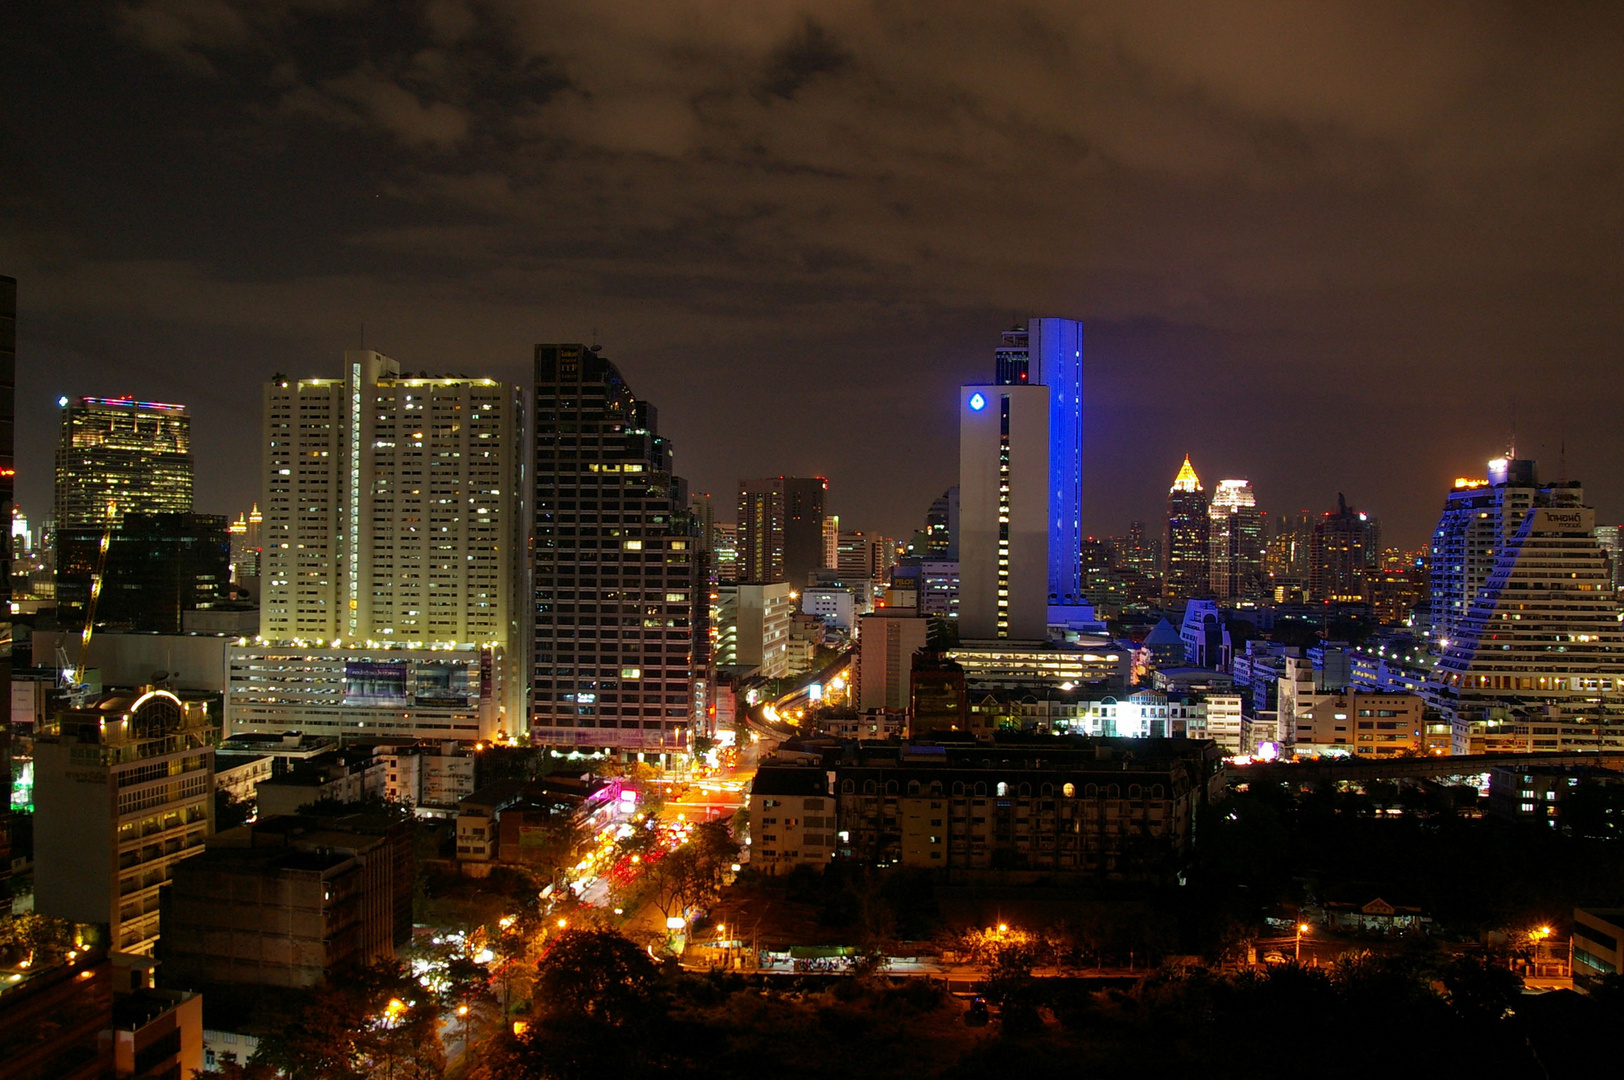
{"left": 5, "top": 1, "right": 1623, "bottom": 546}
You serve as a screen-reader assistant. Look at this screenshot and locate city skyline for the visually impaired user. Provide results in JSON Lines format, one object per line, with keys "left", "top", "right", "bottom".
{"left": 7, "top": 6, "right": 1624, "bottom": 546}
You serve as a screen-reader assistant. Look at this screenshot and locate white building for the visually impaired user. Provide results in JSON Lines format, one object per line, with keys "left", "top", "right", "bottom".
{"left": 226, "top": 644, "right": 508, "bottom": 742}
{"left": 716, "top": 582, "right": 795, "bottom": 679}
{"left": 857, "top": 611, "right": 931, "bottom": 712}
{"left": 1429, "top": 501, "right": 1624, "bottom": 754}
{"left": 254, "top": 351, "right": 526, "bottom": 738}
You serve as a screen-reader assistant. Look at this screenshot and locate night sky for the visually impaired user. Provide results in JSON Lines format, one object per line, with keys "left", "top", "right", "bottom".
{"left": 5, "top": 2, "right": 1624, "bottom": 547}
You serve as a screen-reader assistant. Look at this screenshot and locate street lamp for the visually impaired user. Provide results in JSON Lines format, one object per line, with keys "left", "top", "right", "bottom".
{"left": 1296, "top": 923, "right": 1310, "bottom": 963}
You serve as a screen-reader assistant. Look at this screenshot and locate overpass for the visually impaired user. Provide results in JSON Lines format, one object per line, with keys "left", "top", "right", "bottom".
{"left": 1233, "top": 751, "right": 1624, "bottom": 784}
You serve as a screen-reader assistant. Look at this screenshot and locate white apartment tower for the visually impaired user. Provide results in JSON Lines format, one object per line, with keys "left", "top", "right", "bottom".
{"left": 1428, "top": 500, "right": 1624, "bottom": 754}
{"left": 238, "top": 351, "right": 525, "bottom": 741}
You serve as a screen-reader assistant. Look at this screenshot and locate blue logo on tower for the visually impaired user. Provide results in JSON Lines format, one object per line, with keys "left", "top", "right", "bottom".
{"left": 968, "top": 392, "right": 987, "bottom": 412}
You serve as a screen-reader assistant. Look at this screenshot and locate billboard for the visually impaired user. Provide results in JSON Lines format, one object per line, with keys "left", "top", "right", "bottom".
{"left": 344, "top": 660, "right": 409, "bottom": 706}
{"left": 413, "top": 660, "right": 476, "bottom": 706}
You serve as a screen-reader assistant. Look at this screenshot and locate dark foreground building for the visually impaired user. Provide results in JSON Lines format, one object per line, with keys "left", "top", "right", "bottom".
{"left": 754, "top": 736, "right": 1226, "bottom": 882}
{"left": 160, "top": 813, "right": 412, "bottom": 989}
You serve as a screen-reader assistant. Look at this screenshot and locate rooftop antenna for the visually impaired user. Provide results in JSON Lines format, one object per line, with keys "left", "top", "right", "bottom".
{"left": 360, "top": 320, "right": 366, "bottom": 352}
{"left": 1558, "top": 432, "right": 1568, "bottom": 486}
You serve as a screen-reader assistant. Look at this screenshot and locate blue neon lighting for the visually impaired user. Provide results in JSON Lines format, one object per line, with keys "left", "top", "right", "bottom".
{"left": 968, "top": 392, "right": 987, "bottom": 411}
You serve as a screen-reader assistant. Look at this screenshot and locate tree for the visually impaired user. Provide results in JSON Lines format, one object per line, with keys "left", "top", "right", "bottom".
{"left": 533, "top": 929, "right": 660, "bottom": 1026}
{"left": 0, "top": 912, "right": 76, "bottom": 967}
{"left": 1442, "top": 953, "right": 1523, "bottom": 1023}
{"left": 215, "top": 786, "right": 254, "bottom": 831}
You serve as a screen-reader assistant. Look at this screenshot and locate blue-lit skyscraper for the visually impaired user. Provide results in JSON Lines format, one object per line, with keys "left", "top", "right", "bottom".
{"left": 960, "top": 318, "right": 1084, "bottom": 640}
{"left": 992, "top": 318, "right": 1084, "bottom": 604}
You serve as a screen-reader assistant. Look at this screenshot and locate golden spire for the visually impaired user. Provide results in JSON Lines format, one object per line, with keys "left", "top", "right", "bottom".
{"left": 1170, "top": 455, "right": 1202, "bottom": 494}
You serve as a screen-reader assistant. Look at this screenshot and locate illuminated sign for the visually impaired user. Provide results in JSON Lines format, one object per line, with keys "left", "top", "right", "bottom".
{"left": 968, "top": 392, "right": 987, "bottom": 411}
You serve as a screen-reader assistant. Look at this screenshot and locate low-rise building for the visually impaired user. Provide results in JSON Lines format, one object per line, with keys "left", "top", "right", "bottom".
{"left": 831, "top": 737, "right": 1225, "bottom": 882}
{"left": 1573, "top": 907, "right": 1624, "bottom": 981}
{"left": 253, "top": 746, "right": 386, "bottom": 817}
{"left": 1291, "top": 691, "right": 1427, "bottom": 757}
{"left": 1486, "top": 765, "right": 1623, "bottom": 826}
{"left": 160, "top": 813, "right": 413, "bottom": 988}
{"left": 112, "top": 989, "right": 204, "bottom": 1080}
{"left": 749, "top": 765, "right": 837, "bottom": 875}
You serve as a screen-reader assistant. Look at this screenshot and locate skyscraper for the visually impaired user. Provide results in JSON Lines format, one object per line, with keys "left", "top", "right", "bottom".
{"left": 1164, "top": 455, "right": 1209, "bottom": 604}
{"left": 1596, "top": 525, "right": 1622, "bottom": 594}
{"left": 1309, "top": 495, "right": 1378, "bottom": 602}
{"left": 228, "top": 503, "right": 262, "bottom": 583}
{"left": 1208, "top": 479, "right": 1264, "bottom": 600}
{"left": 959, "top": 376, "right": 1050, "bottom": 639}
{"left": 531, "top": 343, "right": 701, "bottom": 760}
{"left": 233, "top": 351, "right": 526, "bottom": 741}
{"left": 992, "top": 319, "right": 1084, "bottom": 604}
{"left": 1428, "top": 495, "right": 1624, "bottom": 754}
{"left": 54, "top": 396, "right": 192, "bottom": 530}
{"left": 737, "top": 476, "right": 826, "bottom": 588}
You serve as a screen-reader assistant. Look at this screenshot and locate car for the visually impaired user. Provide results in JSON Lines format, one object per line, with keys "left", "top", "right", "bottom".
{"left": 1263, "top": 951, "right": 1288, "bottom": 965}
{"left": 964, "top": 997, "right": 990, "bottom": 1027}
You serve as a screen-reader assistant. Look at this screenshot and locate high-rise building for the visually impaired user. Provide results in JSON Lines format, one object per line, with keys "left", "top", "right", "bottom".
{"left": 228, "top": 504, "right": 262, "bottom": 582}
{"left": 530, "top": 343, "right": 701, "bottom": 760}
{"left": 1208, "top": 479, "right": 1264, "bottom": 600}
{"left": 54, "top": 396, "right": 192, "bottom": 531}
{"left": 737, "top": 476, "right": 827, "bottom": 588}
{"left": 1309, "top": 495, "right": 1378, "bottom": 603}
{"left": 1593, "top": 524, "right": 1621, "bottom": 594}
{"left": 835, "top": 530, "right": 894, "bottom": 591}
{"left": 236, "top": 352, "right": 526, "bottom": 741}
{"left": 35, "top": 689, "right": 216, "bottom": 954}
{"left": 1428, "top": 498, "right": 1624, "bottom": 754}
{"left": 959, "top": 378, "right": 1049, "bottom": 639}
{"left": 925, "top": 486, "right": 959, "bottom": 559}
{"left": 57, "top": 512, "right": 230, "bottom": 633}
{"left": 992, "top": 319, "right": 1084, "bottom": 604}
{"left": 1429, "top": 458, "right": 1556, "bottom": 647}
{"left": 1164, "top": 456, "right": 1209, "bottom": 604}
{"left": 0, "top": 275, "right": 13, "bottom": 882}
{"left": 688, "top": 493, "right": 716, "bottom": 553}
{"left": 713, "top": 522, "right": 738, "bottom": 581}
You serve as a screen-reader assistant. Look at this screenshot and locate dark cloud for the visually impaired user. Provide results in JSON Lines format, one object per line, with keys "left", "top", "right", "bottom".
{"left": 4, "top": 0, "right": 1624, "bottom": 545}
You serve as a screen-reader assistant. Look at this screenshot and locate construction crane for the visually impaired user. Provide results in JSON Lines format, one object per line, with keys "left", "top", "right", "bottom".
{"left": 58, "top": 500, "right": 115, "bottom": 705}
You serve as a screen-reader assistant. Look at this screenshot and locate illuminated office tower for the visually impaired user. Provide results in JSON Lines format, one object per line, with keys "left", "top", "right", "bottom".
{"left": 530, "top": 344, "right": 702, "bottom": 760}
{"left": 54, "top": 396, "right": 192, "bottom": 529}
{"left": 1208, "top": 479, "right": 1264, "bottom": 600}
{"left": 236, "top": 352, "right": 526, "bottom": 741}
{"left": 737, "top": 476, "right": 826, "bottom": 588}
{"left": 992, "top": 319, "right": 1084, "bottom": 604}
{"left": 1164, "top": 456, "right": 1209, "bottom": 604}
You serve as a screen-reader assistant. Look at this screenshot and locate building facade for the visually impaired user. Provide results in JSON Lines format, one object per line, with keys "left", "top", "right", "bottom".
{"left": 1208, "top": 479, "right": 1263, "bottom": 600}
{"left": 1165, "top": 456, "right": 1209, "bottom": 604}
{"left": 253, "top": 352, "right": 526, "bottom": 738}
{"left": 959, "top": 380, "right": 1050, "bottom": 640}
{"left": 530, "top": 344, "right": 701, "bottom": 758}
{"left": 737, "top": 476, "right": 826, "bottom": 588}
{"left": 1428, "top": 502, "right": 1624, "bottom": 754}
{"left": 54, "top": 395, "right": 192, "bottom": 531}
{"left": 34, "top": 690, "right": 217, "bottom": 953}
{"left": 1310, "top": 494, "right": 1378, "bottom": 603}
{"left": 993, "top": 319, "right": 1084, "bottom": 605}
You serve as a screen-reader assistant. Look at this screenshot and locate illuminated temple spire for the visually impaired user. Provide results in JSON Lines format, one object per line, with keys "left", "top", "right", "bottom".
{"left": 1171, "top": 454, "right": 1202, "bottom": 493}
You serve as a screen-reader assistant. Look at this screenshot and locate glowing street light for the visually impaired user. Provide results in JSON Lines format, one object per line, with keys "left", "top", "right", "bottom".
{"left": 1296, "top": 922, "right": 1311, "bottom": 962}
